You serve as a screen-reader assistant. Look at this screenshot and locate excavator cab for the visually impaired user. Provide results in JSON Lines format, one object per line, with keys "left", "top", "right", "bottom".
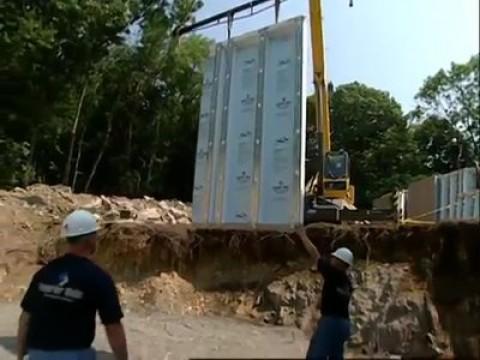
{"left": 323, "top": 150, "right": 355, "bottom": 204}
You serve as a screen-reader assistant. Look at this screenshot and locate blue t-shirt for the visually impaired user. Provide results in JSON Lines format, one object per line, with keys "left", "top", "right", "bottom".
{"left": 21, "top": 254, "right": 123, "bottom": 350}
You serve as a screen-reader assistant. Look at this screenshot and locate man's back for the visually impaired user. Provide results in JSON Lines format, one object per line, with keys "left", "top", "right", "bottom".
{"left": 21, "top": 254, "right": 123, "bottom": 351}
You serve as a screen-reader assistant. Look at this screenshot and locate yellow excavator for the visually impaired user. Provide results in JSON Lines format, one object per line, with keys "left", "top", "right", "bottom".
{"left": 308, "top": 0, "right": 355, "bottom": 210}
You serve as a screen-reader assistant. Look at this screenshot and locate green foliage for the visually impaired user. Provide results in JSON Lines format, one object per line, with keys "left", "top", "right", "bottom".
{"left": 328, "top": 82, "right": 421, "bottom": 208}
{"left": 0, "top": 0, "right": 209, "bottom": 200}
{"left": 0, "top": 138, "right": 34, "bottom": 187}
{"left": 413, "top": 54, "right": 479, "bottom": 159}
{"left": 412, "top": 116, "right": 475, "bottom": 174}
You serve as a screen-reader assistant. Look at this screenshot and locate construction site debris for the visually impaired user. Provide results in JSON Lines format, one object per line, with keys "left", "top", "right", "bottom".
{"left": 0, "top": 183, "right": 192, "bottom": 226}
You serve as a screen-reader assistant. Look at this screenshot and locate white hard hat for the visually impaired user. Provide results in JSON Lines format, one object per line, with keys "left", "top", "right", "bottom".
{"left": 62, "top": 210, "right": 100, "bottom": 238}
{"left": 331, "top": 247, "right": 353, "bottom": 267}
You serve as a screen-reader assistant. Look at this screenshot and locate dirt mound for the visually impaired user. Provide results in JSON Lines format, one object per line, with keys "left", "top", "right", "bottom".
{"left": 0, "top": 183, "right": 191, "bottom": 262}
{"left": 118, "top": 272, "right": 258, "bottom": 320}
{"left": 2, "top": 183, "right": 192, "bottom": 224}
{"left": 0, "top": 184, "right": 191, "bottom": 302}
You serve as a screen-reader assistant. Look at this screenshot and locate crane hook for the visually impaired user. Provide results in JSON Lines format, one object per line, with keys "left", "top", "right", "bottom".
{"left": 349, "top": 0, "right": 354, "bottom": 7}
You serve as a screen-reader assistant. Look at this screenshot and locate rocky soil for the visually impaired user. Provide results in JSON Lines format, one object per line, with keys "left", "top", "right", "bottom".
{"left": 1, "top": 184, "right": 479, "bottom": 358}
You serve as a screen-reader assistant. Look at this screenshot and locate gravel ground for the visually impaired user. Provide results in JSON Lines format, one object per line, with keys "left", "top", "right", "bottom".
{"left": 0, "top": 302, "right": 309, "bottom": 360}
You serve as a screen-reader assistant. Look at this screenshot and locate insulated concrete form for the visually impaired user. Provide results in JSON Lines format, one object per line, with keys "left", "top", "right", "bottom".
{"left": 436, "top": 167, "right": 479, "bottom": 221}
{"left": 192, "top": 17, "right": 306, "bottom": 227}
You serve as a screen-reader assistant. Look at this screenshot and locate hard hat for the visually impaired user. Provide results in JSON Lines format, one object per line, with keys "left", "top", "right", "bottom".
{"left": 331, "top": 247, "right": 353, "bottom": 267}
{"left": 62, "top": 210, "right": 100, "bottom": 238}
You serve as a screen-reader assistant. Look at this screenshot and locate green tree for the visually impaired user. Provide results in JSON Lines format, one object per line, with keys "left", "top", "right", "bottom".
{"left": 412, "top": 116, "right": 475, "bottom": 174}
{"left": 328, "top": 82, "right": 421, "bottom": 208}
{"left": 413, "top": 54, "right": 479, "bottom": 159}
{"left": 0, "top": 0, "right": 210, "bottom": 202}
{"left": 61, "top": 2, "right": 209, "bottom": 198}
{"left": 1, "top": 0, "right": 146, "bottom": 185}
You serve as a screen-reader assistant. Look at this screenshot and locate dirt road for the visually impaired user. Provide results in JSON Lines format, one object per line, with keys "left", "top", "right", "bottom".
{"left": 0, "top": 302, "right": 308, "bottom": 360}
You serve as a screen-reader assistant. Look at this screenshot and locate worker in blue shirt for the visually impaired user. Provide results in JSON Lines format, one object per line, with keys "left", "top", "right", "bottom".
{"left": 298, "top": 228, "right": 353, "bottom": 359}
{"left": 16, "top": 209, "right": 128, "bottom": 360}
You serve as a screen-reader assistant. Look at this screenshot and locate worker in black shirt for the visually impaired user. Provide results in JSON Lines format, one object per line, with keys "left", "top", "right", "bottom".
{"left": 298, "top": 228, "right": 353, "bottom": 359}
{"left": 16, "top": 210, "right": 128, "bottom": 360}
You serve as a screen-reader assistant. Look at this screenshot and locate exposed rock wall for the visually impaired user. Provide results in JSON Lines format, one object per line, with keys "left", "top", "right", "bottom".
{"left": 40, "top": 221, "right": 479, "bottom": 357}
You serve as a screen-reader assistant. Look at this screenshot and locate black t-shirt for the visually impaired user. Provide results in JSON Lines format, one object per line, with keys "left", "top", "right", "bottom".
{"left": 21, "top": 254, "right": 123, "bottom": 350}
{"left": 317, "top": 257, "right": 352, "bottom": 319}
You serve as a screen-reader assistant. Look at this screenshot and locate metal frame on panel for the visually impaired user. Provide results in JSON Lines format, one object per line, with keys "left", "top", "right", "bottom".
{"left": 207, "top": 44, "right": 227, "bottom": 223}
{"left": 462, "top": 168, "right": 477, "bottom": 219}
{"left": 213, "top": 42, "right": 234, "bottom": 223}
{"left": 251, "top": 31, "right": 267, "bottom": 226}
{"left": 442, "top": 175, "right": 450, "bottom": 221}
{"left": 293, "top": 17, "right": 306, "bottom": 225}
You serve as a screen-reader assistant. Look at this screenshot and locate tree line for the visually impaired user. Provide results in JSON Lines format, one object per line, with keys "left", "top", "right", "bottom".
{"left": 1, "top": 0, "right": 478, "bottom": 208}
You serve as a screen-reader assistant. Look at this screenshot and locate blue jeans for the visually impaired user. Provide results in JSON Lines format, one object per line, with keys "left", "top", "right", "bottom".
{"left": 28, "top": 348, "right": 96, "bottom": 360}
{"left": 306, "top": 316, "right": 351, "bottom": 360}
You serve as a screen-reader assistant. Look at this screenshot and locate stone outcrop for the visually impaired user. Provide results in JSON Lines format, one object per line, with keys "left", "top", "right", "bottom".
{"left": 257, "top": 263, "right": 453, "bottom": 358}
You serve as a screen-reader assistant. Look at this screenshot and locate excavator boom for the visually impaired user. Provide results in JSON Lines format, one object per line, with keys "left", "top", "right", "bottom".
{"left": 309, "top": 0, "right": 331, "bottom": 157}
{"left": 308, "top": 0, "right": 355, "bottom": 208}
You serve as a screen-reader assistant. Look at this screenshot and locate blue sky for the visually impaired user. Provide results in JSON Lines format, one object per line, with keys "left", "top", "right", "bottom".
{"left": 195, "top": 0, "right": 479, "bottom": 111}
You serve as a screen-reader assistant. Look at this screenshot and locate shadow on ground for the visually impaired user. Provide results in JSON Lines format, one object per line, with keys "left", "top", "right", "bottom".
{"left": 0, "top": 336, "right": 114, "bottom": 359}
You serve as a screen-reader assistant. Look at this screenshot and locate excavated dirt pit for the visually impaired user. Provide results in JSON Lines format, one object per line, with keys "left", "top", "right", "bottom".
{"left": 1, "top": 185, "right": 479, "bottom": 358}
{"left": 35, "top": 221, "right": 480, "bottom": 358}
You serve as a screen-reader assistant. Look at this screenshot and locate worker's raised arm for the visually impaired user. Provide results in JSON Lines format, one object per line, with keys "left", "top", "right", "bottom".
{"left": 297, "top": 228, "right": 320, "bottom": 264}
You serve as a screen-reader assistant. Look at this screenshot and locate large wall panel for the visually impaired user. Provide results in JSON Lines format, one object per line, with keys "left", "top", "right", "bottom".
{"left": 192, "top": 17, "right": 306, "bottom": 227}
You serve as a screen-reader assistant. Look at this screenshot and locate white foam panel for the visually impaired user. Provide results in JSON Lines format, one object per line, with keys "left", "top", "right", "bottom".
{"left": 192, "top": 17, "right": 306, "bottom": 227}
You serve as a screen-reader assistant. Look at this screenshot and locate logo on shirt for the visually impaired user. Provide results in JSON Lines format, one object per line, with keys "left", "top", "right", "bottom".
{"left": 38, "top": 271, "right": 83, "bottom": 303}
{"left": 58, "top": 272, "right": 69, "bottom": 287}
